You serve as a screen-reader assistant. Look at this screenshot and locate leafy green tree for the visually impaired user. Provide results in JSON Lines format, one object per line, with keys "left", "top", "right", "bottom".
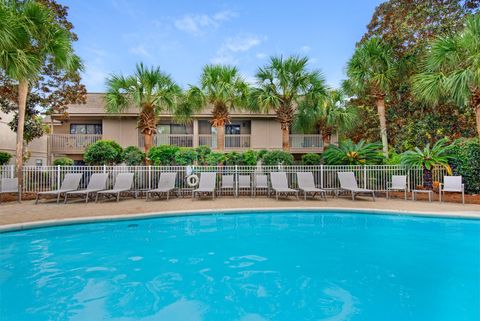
{"left": 401, "top": 138, "right": 453, "bottom": 189}
{"left": 323, "top": 140, "right": 384, "bottom": 165}
{"left": 224, "top": 151, "right": 242, "bottom": 165}
{"left": 174, "top": 148, "right": 197, "bottom": 165}
{"left": 53, "top": 157, "right": 74, "bottom": 166}
{"left": 0, "top": 0, "right": 82, "bottom": 195}
{"left": 105, "top": 63, "right": 181, "bottom": 154}
{"left": 122, "top": 146, "right": 145, "bottom": 165}
{"left": 84, "top": 140, "right": 123, "bottom": 165}
{"left": 450, "top": 138, "right": 480, "bottom": 194}
{"left": 295, "top": 89, "right": 357, "bottom": 148}
{"left": 262, "top": 150, "right": 294, "bottom": 166}
{"left": 205, "top": 152, "right": 225, "bottom": 166}
{"left": 148, "top": 145, "right": 180, "bottom": 165}
{"left": 346, "top": 38, "right": 397, "bottom": 157}
{"left": 413, "top": 14, "right": 480, "bottom": 139}
{"left": 252, "top": 56, "right": 327, "bottom": 151}
{"left": 178, "top": 65, "right": 250, "bottom": 151}
{"left": 301, "top": 153, "right": 321, "bottom": 165}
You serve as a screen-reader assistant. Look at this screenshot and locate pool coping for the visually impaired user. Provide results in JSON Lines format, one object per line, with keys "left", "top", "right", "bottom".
{"left": 1, "top": 207, "right": 479, "bottom": 232}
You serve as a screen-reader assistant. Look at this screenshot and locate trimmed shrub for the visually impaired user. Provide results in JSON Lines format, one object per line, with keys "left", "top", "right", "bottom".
{"left": 301, "top": 153, "right": 321, "bottom": 165}
{"left": 196, "top": 145, "right": 211, "bottom": 165}
{"left": 175, "top": 148, "right": 198, "bottom": 165}
{"left": 225, "top": 151, "right": 242, "bottom": 165}
{"left": 450, "top": 138, "right": 480, "bottom": 194}
{"left": 122, "top": 146, "right": 145, "bottom": 165}
{"left": 84, "top": 140, "right": 123, "bottom": 165}
{"left": 262, "top": 150, "right": 294, "bottom": 166}
{"left": 205, "top": 152, "right": 225, "bottom": 165}
{"left": 241, "top": 150, "right": 258, "bottom": 166}
{"left": 257, "top": 149, "right": 269, "bottom": 161}
{"left": 53, "top": 157, "right": 74, "bottom": 166}
{"left": 0, "top": 152, "right": 12, "bottom": 165}
{"left": 148, "top": 145, "right": 180, "bottom": 165}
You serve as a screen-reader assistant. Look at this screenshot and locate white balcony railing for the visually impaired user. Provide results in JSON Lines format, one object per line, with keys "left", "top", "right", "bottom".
{"left": 198, "top": 134, "right": 216, "bottom": 148}
{"left": 139, "top": 134, "right": 194, "bottom": 147}
{"left": 224, "top": 134, "right": 251, "bottom": 149}
{"left": 50, "top": 134, "right": 102, "bottom": 153}
{"left": 289, "top": 135, "right": 323, "bottom": 151}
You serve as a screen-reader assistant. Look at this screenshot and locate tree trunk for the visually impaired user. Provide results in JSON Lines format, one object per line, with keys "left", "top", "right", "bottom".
{"left": 376, "top": 97, "right": 389, "bottom": 158}
{"left": 143, "top": 133, "right": 153, "bottom": 153}
{"left": 16, "top": 80, "right": 28, "bottom": 201}
{"left": 322, "top": 134, "right": 331, "bottom": 149}
{"left": 281, "top": 125, "right": 290, "bottom": 151}
{"left": 423, "top": 167, "right": 433, "bottom": 190}
{"left": 216, "top": 124, "right": 225, "bottom": 151}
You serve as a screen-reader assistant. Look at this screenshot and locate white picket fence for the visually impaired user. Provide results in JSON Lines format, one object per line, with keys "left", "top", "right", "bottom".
{"left": 0, "top": 165, "right": 447, "bottom": 194}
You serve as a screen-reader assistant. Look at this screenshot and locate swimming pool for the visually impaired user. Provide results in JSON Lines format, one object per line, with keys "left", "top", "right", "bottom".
{"left": 1, "top": 210, "right": 479, "bottom": 321}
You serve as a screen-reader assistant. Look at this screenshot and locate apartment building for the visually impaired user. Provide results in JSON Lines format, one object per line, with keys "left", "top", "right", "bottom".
{"left": 48, "top": 93, "right": 329, "bottom": 164}
{"left": 0, "top": 110, "right": 48, "bottom": 165}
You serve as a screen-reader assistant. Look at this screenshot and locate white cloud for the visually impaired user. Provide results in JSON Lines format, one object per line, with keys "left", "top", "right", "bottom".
{"left": 82, "top": 66, "right": 109, "bottom": 92}
{"left": 256, "top": 53, "right": 267, "bottom": 59}
{"left": 300, "top": 45, "right": 311, "bottom": 53}
{"left": 129, "top": 44, "right": 152, "bottom": 58}
{"left": 224, "top": 35, "right": 261, "bottom": 52}
{"left": 174, "top": 10, "right": 236, "bottom": 35}
{"left": 211, "top": 34, "right": 263, "bottom": 65}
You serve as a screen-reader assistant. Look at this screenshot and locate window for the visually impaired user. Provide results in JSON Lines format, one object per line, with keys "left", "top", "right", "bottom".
{"left": 225, "top": 124, "right": 241, "bottom": 135}
{"left": 35, "top": 159, "right": 43, "bottom": 166}
{"left": 70, "top": 124, "right": 102, "bottom": 135}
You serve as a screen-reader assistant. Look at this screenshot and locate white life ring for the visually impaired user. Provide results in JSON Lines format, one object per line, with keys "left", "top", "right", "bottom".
{"left": 187, "top": 174, "right": 199, "bottom": 187}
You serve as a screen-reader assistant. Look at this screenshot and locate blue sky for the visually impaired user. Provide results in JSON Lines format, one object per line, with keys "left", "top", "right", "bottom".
{"left": 63, "top": 0, "right": 383, "bottom": 92}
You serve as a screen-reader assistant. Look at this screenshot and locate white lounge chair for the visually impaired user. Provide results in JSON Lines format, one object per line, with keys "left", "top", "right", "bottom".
{"left": 96, "top": 173, "right": 134, "bottom": 203}
{"left": 146, "top": 172, "right": 177, "bottom": 201}
{"left": 386, "top": 175, "right": 408, "bottom": 200}
{"left": 270, "top": 172, "right": 299, "bottom": 200}
{"left": 237, "top": 174, "right": 251, "bottom": 197}
{"left": 440, "top": 176, "right": 465, "bottom": 205}
{"left": 220, "top": 175, "right": 235, "bottom": 196}
{"left": 337, "top": 172, "right": 375, "bottom": 201}
{"left": 296, "top": 172, "right": 327, "bottom": 200}
{"left": 64, "top": 173, "right": 109, "bottom": 203}
{"left": 253, "top": 174, "right": 269, "bottom": 197}
{"left": 0, "top": 178, "right": 18, "bottom": 203}
{"left": 192, "top": 172, "right": 217, "bottom": 200}
{"left": 36, "top": 173, "right": 83, "bottom": 204}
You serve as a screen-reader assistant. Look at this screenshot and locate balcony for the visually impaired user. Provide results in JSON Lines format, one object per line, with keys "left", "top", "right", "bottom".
{"left": 224, "top": 134, "right": 251, "bottom": 150}
{"left": 49, "top": 134, "right": 102, "bottom": 154}
{"left": 139, "top": 134, "right": 194, "bottom": 148}
{"left": 198, "top": 134, "right": 216, "bottom": 148}
{"left": 289, "top": 135, "right": 323, "bottom": 152}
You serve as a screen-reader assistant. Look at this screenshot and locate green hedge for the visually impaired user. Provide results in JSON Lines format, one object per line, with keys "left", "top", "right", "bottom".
{"left": 84, "top": 140, "right": 123, "bottom": 165}
{"left": 262, "top": 150, "right": 294, "bottom": 166}
{"left": 148, "top": 145, "right": 180, "bottom": 165}
{"left": 175, "top": 148, "right": 198, "bottom": 165}
{"left": 450, "top": 138, "right": 480, "bottom": 194}
{"left": 122, "top": 146, "right": 145, "bottom": 165}
{"left": 53, "top": 157, "right": 74, "bottom": 166}
{"left": 0, "top": 152, "right": 12, "bottom": 165}
{"left": 301, "top": 153, "right": 321, "bottom": 165}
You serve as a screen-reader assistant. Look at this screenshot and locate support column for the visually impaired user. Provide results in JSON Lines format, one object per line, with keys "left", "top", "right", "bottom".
{"left": 193, "top": 119, "right": 199, "bottom": 148}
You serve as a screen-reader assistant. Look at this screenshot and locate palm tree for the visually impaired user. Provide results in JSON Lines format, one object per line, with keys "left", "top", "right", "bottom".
{"left": 322, "top": 139, "right": 384, "bottom": 165}
{"left": 413, "top": 14, "right": 480, "bottom": 139}
{"left": 105, "top": 63, "right": 181, "bottom": 154}
{"left": 401, "top": 138, "right": 453, "bottom": 189}
{"left": 0, "top": 0, "right": 81, "bottom": 198}
{"left": 295, "top": 89, "right": 357, "bottom": 148}
{"left": 179, "top": 65, "right": 249, "bottom": 151}
{"left": 346, "top": 38, "right": 397, "bottom": 157}
{"left": 251, "top": 56, "right": 327, "bottom": 151}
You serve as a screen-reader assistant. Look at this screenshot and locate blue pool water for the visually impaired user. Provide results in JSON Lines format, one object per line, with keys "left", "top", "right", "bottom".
{"left": 0, "top": 210, "right": 479, "bottom": 321}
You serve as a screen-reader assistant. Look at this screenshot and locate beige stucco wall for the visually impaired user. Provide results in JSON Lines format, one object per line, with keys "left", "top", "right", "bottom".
{"left": 0, "top": 111, "right": 48, "bottom": 165}
{"left": 102, "top": 117, "right": 138, "bottom": 147}
{"left": 250, "top": 119, "right": 282, "bottom": 150}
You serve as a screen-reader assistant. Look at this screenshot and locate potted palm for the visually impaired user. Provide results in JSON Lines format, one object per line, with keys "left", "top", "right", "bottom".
{"left": 401, "top": 138, "right": 453, "bottom": 190}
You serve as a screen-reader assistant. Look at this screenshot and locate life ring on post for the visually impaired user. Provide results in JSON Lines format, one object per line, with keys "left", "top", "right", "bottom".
{"left": 187, "top": 174, "right": 199, "bottom": 187}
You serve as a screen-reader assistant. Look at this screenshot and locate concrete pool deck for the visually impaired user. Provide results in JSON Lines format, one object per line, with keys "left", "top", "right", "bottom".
{"left": 0, "top": 196, "right": 479, "bottom": 231}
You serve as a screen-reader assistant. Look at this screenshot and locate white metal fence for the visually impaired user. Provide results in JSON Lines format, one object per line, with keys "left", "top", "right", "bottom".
{"left": 0, "top": 165, "right": 447, "bottom": 194}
